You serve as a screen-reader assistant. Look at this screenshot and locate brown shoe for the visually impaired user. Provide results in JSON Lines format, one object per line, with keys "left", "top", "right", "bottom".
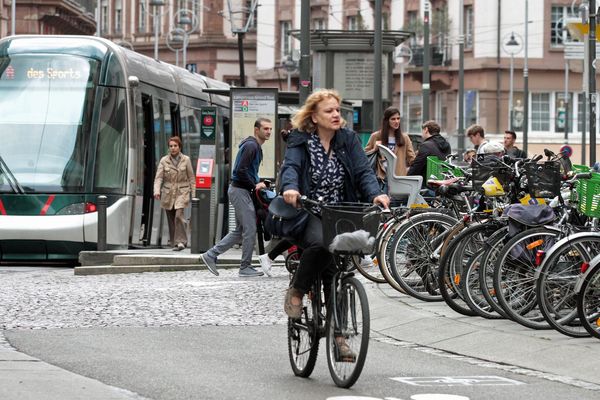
{"left": 284, "top": 288, "right": 304, "bottom": 319}
{"left": 336, "top": 337, "right": 357, "bottom": 363}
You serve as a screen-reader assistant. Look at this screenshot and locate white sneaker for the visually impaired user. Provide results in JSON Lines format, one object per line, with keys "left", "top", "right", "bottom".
{"left": 258, "top": 254, "right": 273, "bottom": 277}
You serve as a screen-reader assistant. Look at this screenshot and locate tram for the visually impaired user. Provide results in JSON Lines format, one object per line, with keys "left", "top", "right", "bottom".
{"left": 0, "top": 35, "right": 230, "bottom": 261}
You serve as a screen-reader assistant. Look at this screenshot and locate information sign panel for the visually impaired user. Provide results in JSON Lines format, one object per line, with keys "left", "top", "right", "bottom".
{"left": 230, "top": 88, "right": 278, "bottom": 179}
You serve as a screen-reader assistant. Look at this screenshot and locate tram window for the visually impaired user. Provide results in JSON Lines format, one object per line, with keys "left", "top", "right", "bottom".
{"left": 94, "top": 87, "right": 127, "bottom": 191}
{"left": 180, "top": 105, "right": 200, "bottom": 169}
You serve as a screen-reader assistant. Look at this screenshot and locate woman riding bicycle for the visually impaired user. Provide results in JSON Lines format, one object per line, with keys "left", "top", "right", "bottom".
{"left": 279, "top": 89, "right": 390, "bottom": 333}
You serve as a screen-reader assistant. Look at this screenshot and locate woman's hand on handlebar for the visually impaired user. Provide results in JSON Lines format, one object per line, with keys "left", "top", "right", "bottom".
{"left": 283, "top": 189, "right": 301, "bottom": 207}
{"left": 373, "top": 194, "right": 390, "bottom": 209}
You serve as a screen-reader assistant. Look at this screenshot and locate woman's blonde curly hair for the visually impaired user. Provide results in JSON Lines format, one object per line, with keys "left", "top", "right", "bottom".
{"left": 291, "top": 89, "right": 346, "bottom": 133}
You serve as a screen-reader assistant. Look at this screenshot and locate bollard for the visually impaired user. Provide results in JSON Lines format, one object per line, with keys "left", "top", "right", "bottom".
{"left": 190, "top": 198, "right": 200, "bottom": 254}
{"left": 97, "top": 195, "right": 107, "bottom": 251}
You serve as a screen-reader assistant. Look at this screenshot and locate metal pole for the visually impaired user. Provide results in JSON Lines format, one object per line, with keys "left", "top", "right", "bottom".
{"left": 373, "top": 0, "right": 383, "bottom": 131}
{"left": 589, "top": 0, "right": 597, "bottom": 164}
{"left": 400, "top": 63, "right": 404, "bottom": 116}
{"left": 154, "top": 6, "right": 160, "bottom": 59}
{"left": 458, "top": 0, "right": 465, "bottom": 152}
{"left": 237, "top": 33, "right": 246, "bottom": 86}
{"left": 509, "top": 53, "right": 514, "bottom": 130}
{"left": 191, "top": 198, "right": 200, "bottom": 254}
{"left": 97, "top": 195, "right": 107, "bottom": 251}
{"left": 11, "top": 0, "right": 16, "bottom": 35}
{"left": 183, "top": 34, "right": 187, "bottom": 69}
{"left": 583, "top": 95, "right": 588, "bottom": 165}
{"left": 299, "top": 0, "right": 310, "bottom": 104}
{"left": 287, "top": 71, "right": 291, "bottom": 91}
{"left": 176, "top": 50, "right": 179, "bottom": 67}
{"left": 423, "top": 2, "right": 430, "bottom": 122}
{"left": 96, "top": 0, "right": 101, "bottom": 36}
{"left": 565, "top": 61, "right": 569, "bottom": 144}
{"left": 523, "top": 0, "right": 529, "bottom": 155}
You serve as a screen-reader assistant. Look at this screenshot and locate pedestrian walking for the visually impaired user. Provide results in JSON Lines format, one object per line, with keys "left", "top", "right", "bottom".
{"left": 364, "top": 106, "right": 415, "bottom": 192}
{"left": 503, "top": 130, "right": 527, "bottom": 159}
{"left": 153, "top": 136, "right": 195, "bottom": 251}
{"left": 199, "top": 118, "right": 273, "bottom": 277}
{"left": 407, "top": 120, "right": 451, "bottom": 185}
{"left": 278, "top": 89, "right": 389, "bottom": 329}
{"left": 466, "top": 124, "right": 489, "bottom": 154}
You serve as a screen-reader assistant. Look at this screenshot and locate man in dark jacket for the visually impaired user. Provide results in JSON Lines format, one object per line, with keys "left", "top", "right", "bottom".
{"left": 407, "top": 120, "right": 451, "bottom": 185}
{"left": 200, "top": 118, "right": 272, "bottom": 277}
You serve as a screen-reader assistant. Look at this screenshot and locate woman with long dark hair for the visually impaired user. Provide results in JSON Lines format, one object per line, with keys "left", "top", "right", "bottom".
{"left": 364, "top": 107, "right": 415, "bottom": 190}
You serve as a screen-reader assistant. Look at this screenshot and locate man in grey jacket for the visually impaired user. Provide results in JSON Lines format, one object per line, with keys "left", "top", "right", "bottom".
{"left": 199, "top": 118, "right": 272, "bottom": 277}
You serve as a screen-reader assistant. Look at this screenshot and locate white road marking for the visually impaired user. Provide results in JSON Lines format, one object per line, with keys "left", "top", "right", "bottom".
{"left": 411, "top": 395, "right": 470, "bottom": 400}
{"left": 374, "top": 336, "right": 600, "bottom": 391}
{"left": 391, "top": 376, "right": 524, "bottom": 386}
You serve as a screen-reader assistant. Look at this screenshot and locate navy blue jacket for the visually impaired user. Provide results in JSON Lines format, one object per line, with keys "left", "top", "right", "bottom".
{"left": 280, "top": 128, "right": 381, "bottom": 202}
{"left": 231, "top": 136, "right": 262, "bottom": 191}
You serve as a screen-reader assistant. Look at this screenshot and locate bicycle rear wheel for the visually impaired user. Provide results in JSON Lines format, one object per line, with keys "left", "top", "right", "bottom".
{"left": 287, "top": 287, "right": 320, "bottom": 377}
{"left": 577, "top": 263, "right": 600, "bottom": 339}
{"left": 326, "top": 276, "right": 370, "bottom": 388}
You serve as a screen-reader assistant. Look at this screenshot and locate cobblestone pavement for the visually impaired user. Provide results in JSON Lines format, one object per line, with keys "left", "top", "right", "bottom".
{"left": 0, "top": 268, "right": 297, "bottom": 330}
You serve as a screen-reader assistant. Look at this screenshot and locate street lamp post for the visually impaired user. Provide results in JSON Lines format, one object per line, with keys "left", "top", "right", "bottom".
{"left": 394, "top": 45, "right": 412, "bottom": 118}
{"left": 175, "top": 8, "right": 199, "bottom": 69}
{"left": 503, "top": 32, "right": 523, "bottom": 131}
{"left": 11, "top": 0, "right": 16, "bottom": 35}
{"left": 523, "top": 0, "right": 529, "bottom": 155}
{"left": 227, "top": 0, "right": 258, "bottom": 87}
{"left": 143, "top": 0, "right": 166, "bottom": 60}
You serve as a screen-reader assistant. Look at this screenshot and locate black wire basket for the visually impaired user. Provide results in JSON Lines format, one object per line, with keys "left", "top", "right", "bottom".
{"left": 524, "top": 161, "right": 562, "bottom": 198}
{"left": 470, "top": 155, "right": 513, "bottom": 193}
{"left": 320, "top": 203, "right": 380, "bottom": 250}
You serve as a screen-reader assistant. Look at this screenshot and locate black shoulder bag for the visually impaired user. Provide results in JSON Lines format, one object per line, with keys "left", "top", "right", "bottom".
{"left": 264, "top": 146, "right": 332, "bottom": 239}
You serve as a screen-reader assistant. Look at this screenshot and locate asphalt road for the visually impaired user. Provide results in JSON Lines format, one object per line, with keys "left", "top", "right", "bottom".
{"left": 5, "top": 325, "right": 598, "bottom": 400}
{"left": 1, "top": 265, "right": 599, "bottom": 400}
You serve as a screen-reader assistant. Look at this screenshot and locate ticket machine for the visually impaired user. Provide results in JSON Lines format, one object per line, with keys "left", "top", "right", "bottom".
{"left": 195, "top": 158, "right": 215, "bottom": 250}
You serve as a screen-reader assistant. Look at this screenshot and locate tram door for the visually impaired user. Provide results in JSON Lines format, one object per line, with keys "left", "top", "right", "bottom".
{"left": 138, "top": 94, "right": 155, "bottom": 245}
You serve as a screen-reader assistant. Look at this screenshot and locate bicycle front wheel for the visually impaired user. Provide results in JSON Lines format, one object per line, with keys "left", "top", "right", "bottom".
{"left": 326, "top": 276, "right": 370, "bottom": 388}
{"left": 287, "top": 289, "right": 320, "bottom": 377}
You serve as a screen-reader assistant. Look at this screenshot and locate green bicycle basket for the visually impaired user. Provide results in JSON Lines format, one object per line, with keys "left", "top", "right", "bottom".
{"left": 426, "top": 156, "right": 465, "bottom": 180}
{"left": 576, "top": 172, "right": 600, "bottom": 218}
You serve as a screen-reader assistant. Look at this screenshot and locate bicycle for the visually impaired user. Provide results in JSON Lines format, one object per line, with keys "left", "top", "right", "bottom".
{"left": 287, "top": 197, "right": 383, "bottom": 388}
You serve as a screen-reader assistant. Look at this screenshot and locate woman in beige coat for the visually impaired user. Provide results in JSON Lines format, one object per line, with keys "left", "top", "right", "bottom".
{"left": 153, "top": 136, "right": 195, "bottom": 251}
{"left": 364, "top": 107, "right": 415, "bottom": 192}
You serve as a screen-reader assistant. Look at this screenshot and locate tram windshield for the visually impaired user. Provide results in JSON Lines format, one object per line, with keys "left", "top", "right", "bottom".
{"left": 0, "top": 54, "right": 97, "bottom": 193}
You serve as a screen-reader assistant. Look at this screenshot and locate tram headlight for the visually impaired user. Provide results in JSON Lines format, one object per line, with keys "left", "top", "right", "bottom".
{"left": 56, "top": 202, "right": 97, "bottom": 215}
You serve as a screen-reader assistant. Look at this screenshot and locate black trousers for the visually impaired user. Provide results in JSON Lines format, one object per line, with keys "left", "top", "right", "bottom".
{"left": 291, "top": 214, "right": 336, "bottom": 294}
{"left": 267, "top": 239, "right": 293, "bottom": 260}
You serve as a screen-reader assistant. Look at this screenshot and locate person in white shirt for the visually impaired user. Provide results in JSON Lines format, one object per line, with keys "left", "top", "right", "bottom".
{"left": 466, "top": 124, "right": 489, "bottom": 154}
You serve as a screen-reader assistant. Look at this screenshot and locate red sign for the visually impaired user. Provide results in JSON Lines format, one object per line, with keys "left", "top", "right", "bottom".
{"left": 5, "top": 66, "right": 14, "bottom": 79}
{"left": 203, "top": 115, "right": 214, "bottom": 126}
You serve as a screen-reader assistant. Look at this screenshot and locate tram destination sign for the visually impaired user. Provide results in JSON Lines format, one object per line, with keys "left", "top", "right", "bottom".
{"left": 230, "top": 88, "right": 278, "bottom": 179}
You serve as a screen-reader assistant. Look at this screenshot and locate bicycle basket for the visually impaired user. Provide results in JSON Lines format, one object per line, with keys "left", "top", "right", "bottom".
{"left": 426, "top": 156, "right": 465, "bottom": 180}
{"left": 524, "top": 161, "right": 561, "bottom": 198}
{"left": 470, "top": 155, "right": 512, "bottom": 194}
{"left": 320, "top": 203, "right": 380, "bottom": 250}
{"left": 576, "top": 172, "right": 600, "bottom": 218}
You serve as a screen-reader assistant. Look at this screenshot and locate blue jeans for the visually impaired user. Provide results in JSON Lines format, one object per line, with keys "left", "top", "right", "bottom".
{"left": 207, "top": 186, "right": 256, "bottom": 269}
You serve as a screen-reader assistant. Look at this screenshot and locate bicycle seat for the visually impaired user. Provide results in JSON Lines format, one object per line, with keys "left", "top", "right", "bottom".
{"left": 377, "top": 144, "right": 424, "bottom": 207}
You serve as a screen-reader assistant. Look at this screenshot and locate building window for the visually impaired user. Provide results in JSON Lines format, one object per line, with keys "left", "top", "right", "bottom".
{"left": 462, "top": 90, "right": 478, "bottom": 127}
{"left": 114, "top": 0, "right": 122, "bottom": 34}
{"left": 280, "top": 21, "right": 292, "bottom": 57}
{"left": 578, "top": 93, "right": 586, "bottom": 133}
{"left": 101, "top": 0, "right": 109, "bottom": 35}
{"left": 347, "top": 16, "right": 358, "bottom": 31}
{"left": 313, "top": 19, "right": 326, "bottom": 30}
{"left": 246, "top": 0, "right": 257, "bottom": 31}
{"left": 138, "top": 1, "right": 146, "bottom": 33}
{"left": 531, "top": 93, "right": 550, "bottom": 131}
{"left": 402, "top": 94, "right": 422, "bottom": 134}
{"left": 551, "top": 6, "right": 576, "bottom": 47}
{"left": 464, "top": 5, "right": 473, "bottom": 49}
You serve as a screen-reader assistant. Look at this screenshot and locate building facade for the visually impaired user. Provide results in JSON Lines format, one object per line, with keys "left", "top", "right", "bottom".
{"left": 2, "top": 0, "right": 597, "bottom": 159}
